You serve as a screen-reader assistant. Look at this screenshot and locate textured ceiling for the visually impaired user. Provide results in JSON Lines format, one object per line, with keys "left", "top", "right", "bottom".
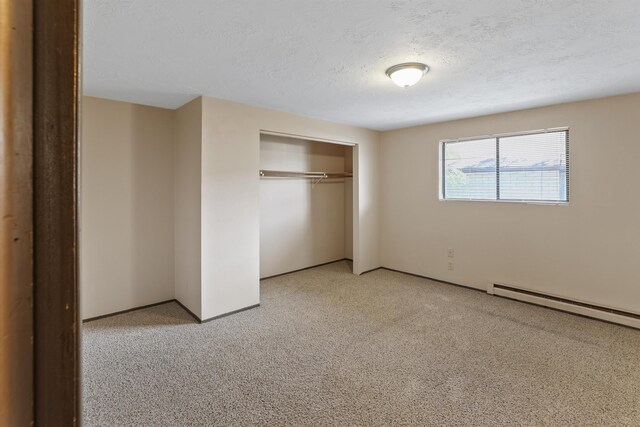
{"left": 83, "top": 0, "right": 640, "bottom": 131}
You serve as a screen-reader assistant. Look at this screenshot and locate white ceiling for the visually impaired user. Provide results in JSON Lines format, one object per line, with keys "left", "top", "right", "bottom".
{"left": 83, "top": 0, "right": 640, "bottom": 131}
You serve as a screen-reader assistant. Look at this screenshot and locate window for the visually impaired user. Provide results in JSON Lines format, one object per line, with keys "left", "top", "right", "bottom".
{"left": 440, "top": 129, "right": 568, "bottom": 203}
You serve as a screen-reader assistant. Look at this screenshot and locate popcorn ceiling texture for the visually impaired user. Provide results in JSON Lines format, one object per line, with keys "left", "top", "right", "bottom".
{"left": 83, "top": 261, "right": 640, "bottom": 426}
{"left": 83, "top": 0, "right": 640, "bottom": 130}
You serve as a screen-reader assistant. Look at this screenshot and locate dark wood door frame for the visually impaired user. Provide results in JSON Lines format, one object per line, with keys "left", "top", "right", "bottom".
{"left": 1, "top": 0, "right": 81, "bottom": 425}
{"left": 1, "top": 0, "right": 35, "bottom": 424}
{"left": 33, "top": 0, "right": 81, "bottom": 424}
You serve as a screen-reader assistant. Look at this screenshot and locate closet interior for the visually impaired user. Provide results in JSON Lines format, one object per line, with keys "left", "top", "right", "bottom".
{"left": 259, "top": 133, "right": 354, "bottom": 279}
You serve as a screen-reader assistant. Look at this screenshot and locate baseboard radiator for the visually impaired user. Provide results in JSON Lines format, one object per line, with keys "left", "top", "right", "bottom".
{"left": 487, "top": 283, "right": 640, "bottom": 330}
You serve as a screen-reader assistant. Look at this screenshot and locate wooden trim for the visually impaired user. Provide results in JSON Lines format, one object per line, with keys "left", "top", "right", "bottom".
{"left": 0, "top": 0, "right": 34, "bottom": 424}
{"left": 201, "top": 304, "right": 260, "bottom": 323}
{"left": 83, "top": 299, "right": 260, "bottom": 325}
{"left": 33, "top": 0, "right": 81, "bottom": 424}
{"left": 173, "top": 299, "right": 203, "bottom": 323}
{"left": 84, "top": 299, "right": 201, "bottom": 324}
{"left": 82, "top": 300, "right": 177, "bottom": 323}
{"left": 259, "top": 130, "right": 357, "bottom": 147}
{"left": 380, "top": 267, "right": 484, "bottom": 293}
{"left": 260, "top": 259, "right": 350, "bottom": 280}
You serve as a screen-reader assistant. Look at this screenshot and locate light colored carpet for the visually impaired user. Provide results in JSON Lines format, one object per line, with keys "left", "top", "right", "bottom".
{"left": 83, "top": 261, "right": 640, "bottom": 426}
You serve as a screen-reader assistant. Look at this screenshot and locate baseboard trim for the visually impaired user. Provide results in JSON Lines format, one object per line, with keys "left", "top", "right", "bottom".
{"left": 82, "top": 299, "right": 176, "bottom": 323}
{"left": 260, "top": 258, "right": 349, "bottom": 280}
{"left": 83, "top": 299, "right": 260, "bottom": 325}
{"left": 173, "top": 299, "right": 202, "bottom": 323}
{"left": 359, "top": 267, "right": 382, "bottom": 275}
{"left": 380, "top": 267, "right": 484, "bottom": 293}
{"left": 200, "top": 304, "right": 260, "bottom": 323}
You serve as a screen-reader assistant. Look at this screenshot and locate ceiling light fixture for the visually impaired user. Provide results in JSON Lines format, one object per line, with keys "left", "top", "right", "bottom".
{"left": 385, "top": 62, "right": 428, "bottom": 88}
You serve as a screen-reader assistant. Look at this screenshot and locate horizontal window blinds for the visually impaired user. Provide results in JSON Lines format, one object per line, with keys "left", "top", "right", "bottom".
{"left": 442, "top": 130, "right": 568, "bottom": 203}
{"left": 443, "top": 138, "right": 496, "bottom": 200}
{"left": 498, "top": 131, "right": 568, "bottom": 202}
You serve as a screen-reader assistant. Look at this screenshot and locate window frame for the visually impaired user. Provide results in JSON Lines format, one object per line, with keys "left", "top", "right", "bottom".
{"left": 438, "top": 127, "right": 570, "bottom": 205}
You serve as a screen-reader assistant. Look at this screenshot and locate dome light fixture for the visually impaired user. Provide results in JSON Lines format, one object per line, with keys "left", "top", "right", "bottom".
{"left": 385, "top": 62, "right": 428, "bottom": 88}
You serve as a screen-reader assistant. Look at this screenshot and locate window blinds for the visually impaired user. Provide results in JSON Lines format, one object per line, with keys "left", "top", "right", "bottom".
{"left": 442, "top": 129, "right": 568, "bottom": 203}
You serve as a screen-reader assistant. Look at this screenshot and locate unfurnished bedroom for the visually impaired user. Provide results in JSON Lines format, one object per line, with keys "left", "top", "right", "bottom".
{"left": 3, "top": 0, "right": 640, "bottom": 426}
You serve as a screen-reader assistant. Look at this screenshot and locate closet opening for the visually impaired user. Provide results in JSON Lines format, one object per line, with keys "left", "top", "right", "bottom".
{"left": 259, "top": 132, "right": 355, "bottom": 279}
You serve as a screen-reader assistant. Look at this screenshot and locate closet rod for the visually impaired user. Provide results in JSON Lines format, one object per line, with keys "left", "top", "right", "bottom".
{"left": 259, "top": 169, "right": 353, "bottom": 179}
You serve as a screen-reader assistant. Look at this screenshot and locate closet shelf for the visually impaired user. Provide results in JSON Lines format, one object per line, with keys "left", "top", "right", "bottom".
{"left": 259, "top": 169, "right": 353, "bottom": 179}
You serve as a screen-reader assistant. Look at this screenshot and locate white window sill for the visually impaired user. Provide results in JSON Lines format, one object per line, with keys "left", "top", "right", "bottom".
{"left": 438, "top": 198, "right": 569, "bottom": 206}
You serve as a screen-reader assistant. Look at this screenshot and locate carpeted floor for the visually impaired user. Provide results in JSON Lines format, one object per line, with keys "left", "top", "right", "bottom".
{"left": 83, "top": 261, "right": 640, "bottom": 426}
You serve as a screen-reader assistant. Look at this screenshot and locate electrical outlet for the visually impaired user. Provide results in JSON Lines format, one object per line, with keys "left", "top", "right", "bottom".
{"left": 448, "top": 262, "right": 454, "bottom": 271}
{"left": 448, "top": 248, "right": 454, "bottom": 258}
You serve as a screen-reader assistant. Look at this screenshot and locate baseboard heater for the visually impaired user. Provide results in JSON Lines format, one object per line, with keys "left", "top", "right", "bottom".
{"left": 487, "top": 283, "right": 640, "bottom": 330}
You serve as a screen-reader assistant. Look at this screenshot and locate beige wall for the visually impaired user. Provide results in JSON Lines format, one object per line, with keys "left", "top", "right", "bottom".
{"left": 260, "top": 135, "right": 350, "bottom": 278}
{"left": 201, "top": 96, "right": 380, "bottom": 320}
{"left": 80, "top": 97, "right": 175, "bottom": 319}
{"left": 380, "top": 93, "right": 640, "bottom": 315}
{"left": 82, "top": 92, "right": 640, "bottom": 320}
{"left": 81, "top": 95, "right": 379, "bottom": 321}
{"left": 174, "top": 98, "right": 203, "bottom": 318}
